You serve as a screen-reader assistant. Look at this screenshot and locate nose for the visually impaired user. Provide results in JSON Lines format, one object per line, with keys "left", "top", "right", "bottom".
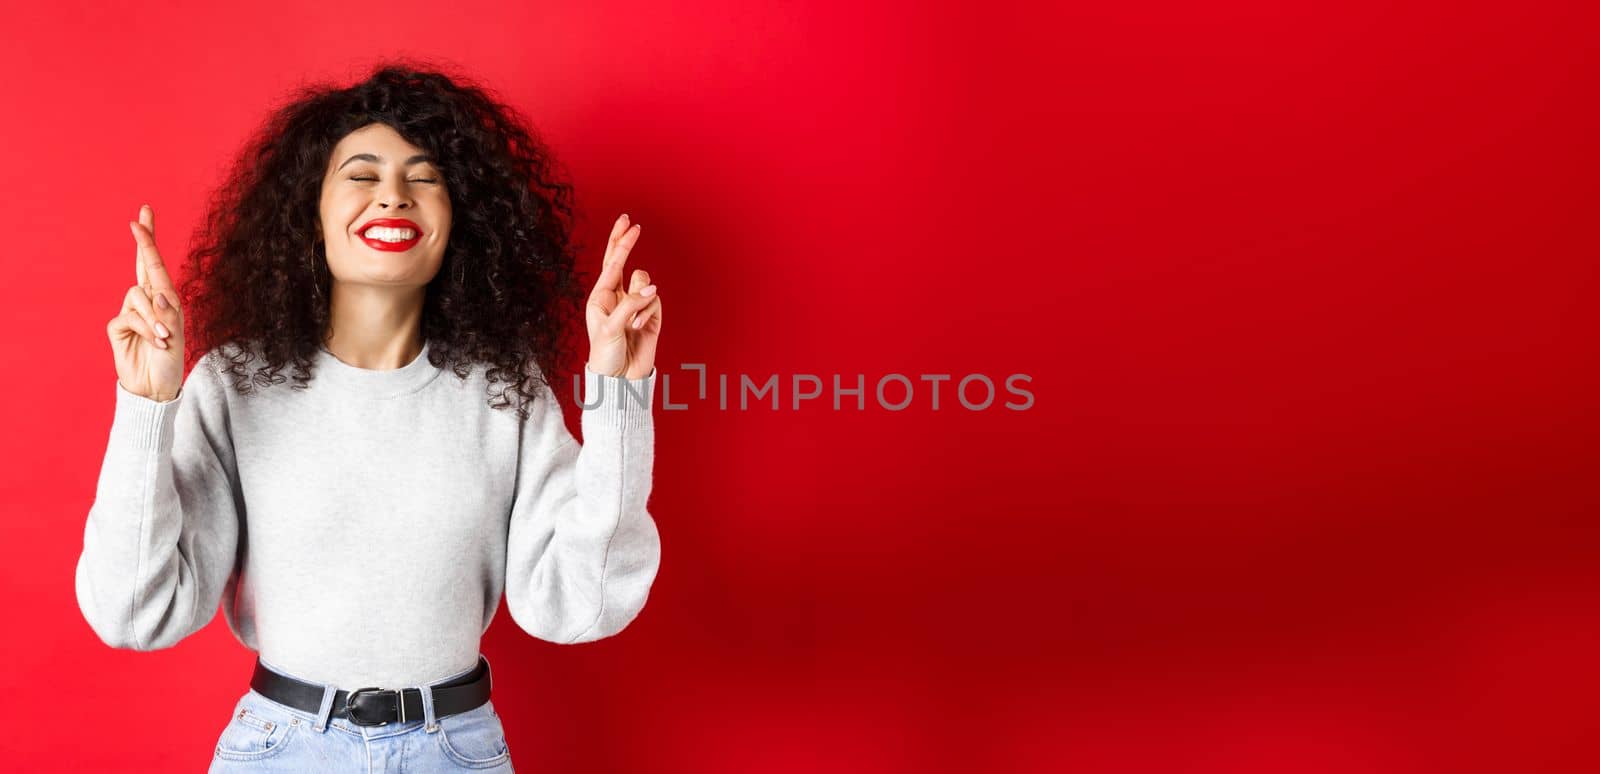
{"left": 376, "top": 179, "right": 413, "bottom": 211}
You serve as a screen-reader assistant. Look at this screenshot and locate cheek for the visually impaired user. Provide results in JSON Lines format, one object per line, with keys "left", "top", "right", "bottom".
{"left": 318, "top": 196, "right": 343, "bottom": 232}
{"left": 328, "top": 202, "right": 365, "bottom": 234}
{"left": 432, "top": 202, "right": 452, "bottom": 240}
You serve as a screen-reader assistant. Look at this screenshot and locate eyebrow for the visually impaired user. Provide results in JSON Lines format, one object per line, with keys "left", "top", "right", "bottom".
{"left": 336, "top": 153, "right": 436, "bottom": 171}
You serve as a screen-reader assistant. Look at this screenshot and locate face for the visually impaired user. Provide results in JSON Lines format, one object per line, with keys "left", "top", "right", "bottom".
{"left": 317, "top": 122, "right": 452, "bottom": 287}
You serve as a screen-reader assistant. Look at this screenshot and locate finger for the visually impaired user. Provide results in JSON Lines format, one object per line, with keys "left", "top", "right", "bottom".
{"left": 154, "top": 287, "right": 177, "bottom": 317}
{"left": 605, "top": 284, "right": 656, "bottom": 332}
{"left": 132, "top": 216, "right": 147, "bottom": 289}
{"left": 593, "top": 222, "right": 641, "bottom": 300}
{"left": 630, "top": 294, "right": 662, "bottom": 330}
{"left": 625, "top": 273, "right": 658, "bottom": 328}
{"left": 130, "top": 217, "right": 177, "bottom": 299}
{"left": 593, "top": 215, "right": 630, "bottom": 292}
{"left": 606, "top": 213, "right": 630, "bottom": 255}
{"left": 135, "top": 204, "right": 156, "bottom": 287}
{"left": 123, "top": 286, "right": 172, "bottom": 339}
{"left": 111, "top": 308, "right": 169, "bottom": 349}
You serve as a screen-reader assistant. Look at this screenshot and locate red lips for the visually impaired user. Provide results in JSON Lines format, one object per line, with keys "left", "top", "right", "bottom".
{"left": 356, "top": 218, "right": 424, "bottom": 252}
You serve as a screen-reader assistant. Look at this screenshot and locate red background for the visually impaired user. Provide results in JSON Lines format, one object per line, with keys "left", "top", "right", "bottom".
{"left": 3, "top": 1, "right": 1597, "bottom": 771}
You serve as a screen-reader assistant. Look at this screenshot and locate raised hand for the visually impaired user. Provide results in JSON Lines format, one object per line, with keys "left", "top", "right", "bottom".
{"left": 108, "top": 205, "right": 186, "bottom": 402}
{"left": 585, "top": 213, "right": 662, "bottom": 379}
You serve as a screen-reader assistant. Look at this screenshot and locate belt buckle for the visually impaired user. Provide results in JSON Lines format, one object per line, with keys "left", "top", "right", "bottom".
{"left": 345, "top": 687, "right": 402, "bottom": 727}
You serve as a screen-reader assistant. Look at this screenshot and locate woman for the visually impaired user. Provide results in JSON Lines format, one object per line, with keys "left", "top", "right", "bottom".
{"left": 75, "top": 64, "right": 663, "bottom": 772}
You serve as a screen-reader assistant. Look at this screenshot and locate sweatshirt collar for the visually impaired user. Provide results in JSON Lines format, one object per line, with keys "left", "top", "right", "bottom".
{"left": 313, "top": 338, "right": 442, "bottom": 398}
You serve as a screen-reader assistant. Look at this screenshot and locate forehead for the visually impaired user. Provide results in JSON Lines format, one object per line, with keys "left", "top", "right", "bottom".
{"left": 328, "top": 123, "right": 432, "bottom": 168}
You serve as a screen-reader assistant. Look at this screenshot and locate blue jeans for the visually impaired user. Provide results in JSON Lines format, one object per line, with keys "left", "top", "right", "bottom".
{"left": 208, "top": 656, "right": 513, "bottom": 772}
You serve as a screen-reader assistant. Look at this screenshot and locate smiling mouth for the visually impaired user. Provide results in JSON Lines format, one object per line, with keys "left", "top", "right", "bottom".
{"left": 361, "top": 225, "right": 419, "bottom": 242}
{"left": 357, "top": 221, "right": 423, "bottom": 251}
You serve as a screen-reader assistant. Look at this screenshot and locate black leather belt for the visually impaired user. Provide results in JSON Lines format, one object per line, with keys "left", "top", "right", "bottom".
{"left": 249, "top": 655, "right": 492, "bottom": 727}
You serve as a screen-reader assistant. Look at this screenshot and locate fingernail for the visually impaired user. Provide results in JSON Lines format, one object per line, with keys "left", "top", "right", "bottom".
{"left": 621, "top": 213, "right": 629, "bottom": 222}
{"left": 641, "top": 284, "right": 656, "bottom": 297}
{"left": 156, "top": 337, "right": 168, "bottom": 349}
{"left": 156, "top": 293, "right": 169, "bottom": 309}
{"left": 633, "top": 315, "right": 645, "bottom": 329}
{"left": 156, "top": 322, "right": 170, "bottom": 338}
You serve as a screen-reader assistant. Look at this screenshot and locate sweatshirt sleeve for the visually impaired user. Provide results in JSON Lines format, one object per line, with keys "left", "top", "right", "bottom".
{"left": 74, "top": 356, "right": 244, "bottom": 651}
{"left": 503, "top": 365, "right": 661, "bottom": 644}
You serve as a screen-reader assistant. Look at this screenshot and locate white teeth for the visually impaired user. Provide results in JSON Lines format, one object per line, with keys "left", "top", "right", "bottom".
{"left": 363, "top": 226, "right": 418, "bottom": 242}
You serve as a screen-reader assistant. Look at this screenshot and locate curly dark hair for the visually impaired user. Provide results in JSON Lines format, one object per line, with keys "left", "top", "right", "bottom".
{"left": 178, "top": 60, "right": 587, "bottom": 420}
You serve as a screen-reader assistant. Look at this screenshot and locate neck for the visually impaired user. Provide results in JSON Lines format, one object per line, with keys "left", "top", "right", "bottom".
{"left": 322, "top": 281, "right": 426, "bottom": 369}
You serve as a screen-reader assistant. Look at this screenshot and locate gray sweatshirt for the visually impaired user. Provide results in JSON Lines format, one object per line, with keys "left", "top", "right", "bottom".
{"left": 75, "top": 339, "right": 660, "bottom": 689}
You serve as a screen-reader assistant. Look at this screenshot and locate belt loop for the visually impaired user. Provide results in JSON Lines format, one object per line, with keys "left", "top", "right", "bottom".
{"left": 313, "top": 684, "right": 337, "bottom": 733}
{"left": 420, "top": 682, "right": 440, "bottom": 733}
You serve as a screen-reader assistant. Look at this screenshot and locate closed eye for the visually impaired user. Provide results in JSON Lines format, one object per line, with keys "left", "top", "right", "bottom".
{"left": 350, "top": 177, "right": 439, "bottom": 183}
